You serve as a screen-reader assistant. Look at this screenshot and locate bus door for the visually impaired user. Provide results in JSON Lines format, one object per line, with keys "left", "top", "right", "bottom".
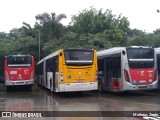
{"left": 111, "top": 54, "right": 121, "bottom": 90}
{"left": 106, "top": 57, "right": 112, "bottom": 89}
{"left": 52, "top": 58, "right": 56, "bottom": 90}
{"left": 106, "top": 54, "right": 121, "bottom": 90}
{"left": 46, "top": 59, "right": 52, "bottom": 89}
{"left": 52, "top": 56, "right": 58, "bottom": 91}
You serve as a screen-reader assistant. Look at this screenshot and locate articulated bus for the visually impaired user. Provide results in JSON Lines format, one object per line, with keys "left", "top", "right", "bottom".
{"left": 97, "top": 46, "right": 158, "bottom": 91}
{"left": 36, "top": 48, "right": 98, "bottom": 92}
{"left": 4, "top": 55, "right": 34, "bottom": 90}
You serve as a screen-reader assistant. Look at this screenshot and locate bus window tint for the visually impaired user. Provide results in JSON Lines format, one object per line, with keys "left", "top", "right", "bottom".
{"left": 127, "top": 48, "right": 154, "bottom": 68}
{"left": 64, "top": 50, "right": 94, "bottom": 65}
{"left": 7, "top": 56, "right": 32, "bottom": 67}
{"left": 127, "top": 48, "right": 154, "bottom": 59}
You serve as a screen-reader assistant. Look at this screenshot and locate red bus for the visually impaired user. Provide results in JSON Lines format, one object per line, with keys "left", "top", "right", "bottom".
{"left": 97, "top": 46, "right": 158, "bottom": 91}
{"left": 4, "top": 55, "right": 34, "bottom": 90}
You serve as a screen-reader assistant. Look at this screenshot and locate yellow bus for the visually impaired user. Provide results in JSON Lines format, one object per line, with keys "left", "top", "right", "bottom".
{"left": 36, "top": 48, "right": 98, "bottom": 92}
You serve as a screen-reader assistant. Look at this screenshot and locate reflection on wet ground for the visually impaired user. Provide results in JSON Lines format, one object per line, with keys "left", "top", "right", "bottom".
{"left": 0, "top": 83, "right": 160, "bottom": 120}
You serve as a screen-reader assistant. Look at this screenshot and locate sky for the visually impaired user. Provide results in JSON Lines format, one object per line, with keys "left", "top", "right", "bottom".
{"left": 0, "top": 0, "right": 160, "bottom": 33}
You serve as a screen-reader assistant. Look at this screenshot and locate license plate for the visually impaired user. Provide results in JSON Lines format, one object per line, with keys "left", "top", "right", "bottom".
{"left": 18, "top": 77, "right": 22, "bottom": 79}
{"left": 77, "top": 80, "right": 83, "bottom": 82}
{"left": 139, "top": 80, "right": 146, "bottom": 83}
{"left": 138, "top": 86, "right": 147, "bottom": 88}
{"left": 10, "top": 71, "right": 17, "bottom": 74}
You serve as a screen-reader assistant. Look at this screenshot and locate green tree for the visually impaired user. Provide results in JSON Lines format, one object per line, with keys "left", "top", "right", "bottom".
{"left": 35, "top": 12, "right": 66, "bottom": 40}
{"left": 70, "top": 7, "right": 130, "bottom": 48}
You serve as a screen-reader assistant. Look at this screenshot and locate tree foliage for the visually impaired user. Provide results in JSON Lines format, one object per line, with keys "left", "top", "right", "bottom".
{"left": 0, "top": 7, "right": 160, "bottom": 79}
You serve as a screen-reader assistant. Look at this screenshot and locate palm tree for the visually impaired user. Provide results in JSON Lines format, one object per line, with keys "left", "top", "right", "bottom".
{"left": 51, "top": 12, "right": 66, "bottom": 23}
{"left": 35, "top": 12, "right": 67, "bottom": 40}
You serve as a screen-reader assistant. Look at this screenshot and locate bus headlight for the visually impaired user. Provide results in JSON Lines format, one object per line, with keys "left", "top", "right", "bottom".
{"left": 60, "top": 76, "right": 63, "bottom": 82}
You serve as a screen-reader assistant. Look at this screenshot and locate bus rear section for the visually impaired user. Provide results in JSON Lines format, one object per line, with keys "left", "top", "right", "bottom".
{"left": 97, "top": 47, "right": 158, "bottom": 92}
{"left": 4, "top": 55, "right": 34, "bottom": 89}
{"left": 123, "top": 47, "right": 158, "bottom": 91}
{"left": 58, "top": 49, "right": 98, "bottom": 92}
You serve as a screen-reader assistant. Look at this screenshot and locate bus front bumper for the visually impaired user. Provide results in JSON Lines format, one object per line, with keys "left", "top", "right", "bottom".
{"left": 5, "top": 79, "right": 34, "bottom": 86}
{"left": 124, "top": 80, "right": 158, "bottom": 91}
{"left": 58, "top": 82, "right": 98, "bottom": 92}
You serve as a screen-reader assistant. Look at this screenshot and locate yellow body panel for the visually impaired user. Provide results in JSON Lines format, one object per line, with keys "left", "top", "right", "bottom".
{"left": 58, "top": 49, "right": 97, "bottom": 84}
{"left": 62, "top": 66, "right": 96, "bottom": 83}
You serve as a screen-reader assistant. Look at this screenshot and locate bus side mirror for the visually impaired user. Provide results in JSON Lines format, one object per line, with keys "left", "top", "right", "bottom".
{"left": 122, "top": 51, "right": 125, "bottom": 55}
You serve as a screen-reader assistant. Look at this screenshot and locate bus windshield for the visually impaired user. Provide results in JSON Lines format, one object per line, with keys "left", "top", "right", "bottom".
{"left": 7, "top": 56, "right": 32, "bottom": 68}
{"left": 64, "top": 50, "right": 94, "bottom": 66}
{"left": 126, "top": 48, "right": 154, "bottom": 68}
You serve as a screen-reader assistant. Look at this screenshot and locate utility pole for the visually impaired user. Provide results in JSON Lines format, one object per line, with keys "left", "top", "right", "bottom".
{"left": 38, "top": 29, "right": 41, "bottom": 61}
{"left": 36, "top": 21, "right": 41, "bottom": 61}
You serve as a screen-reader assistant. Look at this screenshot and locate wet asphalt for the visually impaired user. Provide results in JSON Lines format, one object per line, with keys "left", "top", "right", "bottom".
{"left": 0, "top": 83, "right": 160, "bottom": 120}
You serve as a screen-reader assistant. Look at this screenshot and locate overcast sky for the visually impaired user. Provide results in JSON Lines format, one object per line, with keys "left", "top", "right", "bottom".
{"left": 0, "top": 0, "right": 160, "bottom": 33}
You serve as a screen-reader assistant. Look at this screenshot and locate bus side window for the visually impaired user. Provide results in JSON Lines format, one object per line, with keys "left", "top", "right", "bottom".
{"left": 50, "top": 59, "right": 54, "bottom": 72}
{"left": 46, "top": 59, "right": 53, "bottom": 72}
{"left": 55, "top": 56, "right": 59, "bottom": 72}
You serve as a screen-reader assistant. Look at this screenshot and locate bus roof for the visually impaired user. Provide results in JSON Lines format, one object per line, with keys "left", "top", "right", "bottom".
{"left": 37, "top": 49, "right": 61, "bottom": 65}
{"left": 45, "top": 50, "right": 59, "bottom": 60}
{"left": 37, "top": 48, "right": 95, "bottom": 65}
{"left": 45, "top": 48, "right": 94, "bottom": 60}
{"left": 63, "top": 48, "right": 94, "bottom": 51}
{"left": 97, "top": 46, "right": 152, "bottom": 57}
{"left": 127, "top": 46, "right": 152, "bottom": 48}
{"left": 7, "top": 54, "right": 32, "bottom": 57}
{"left": 37, "top": 58, "right": 44, "bottom": 65}
{"left": 97, "top": 47, "right": 125, "bottom": 57}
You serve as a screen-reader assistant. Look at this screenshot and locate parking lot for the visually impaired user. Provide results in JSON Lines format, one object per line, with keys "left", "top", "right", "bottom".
{"left": 0, "top": 83, "right": 160, "bottom": 120}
